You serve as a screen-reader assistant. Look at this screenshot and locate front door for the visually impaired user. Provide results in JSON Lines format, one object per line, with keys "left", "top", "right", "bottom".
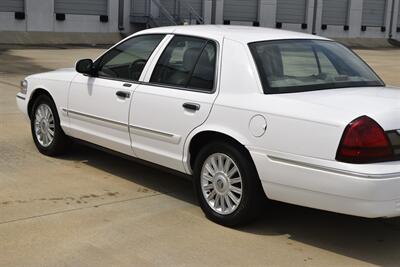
{"left": 67, "top": 34, "right": 166, "bottom": 155}
{"left": 129, "top": 35, "right": 219, "bottom": 172}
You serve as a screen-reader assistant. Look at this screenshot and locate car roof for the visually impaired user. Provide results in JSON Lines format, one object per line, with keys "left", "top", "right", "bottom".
{"left": 135, "top": 25, "right": 329, "bottom": 44}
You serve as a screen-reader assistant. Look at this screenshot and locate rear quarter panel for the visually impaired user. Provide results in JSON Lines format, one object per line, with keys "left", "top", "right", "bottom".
{"left": 185, "top": 38, "right": 347, "bottom": 175}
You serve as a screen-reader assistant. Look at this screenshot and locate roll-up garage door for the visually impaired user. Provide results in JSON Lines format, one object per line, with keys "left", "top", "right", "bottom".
{"left": 0, "top": 0, "right": 24, "bottom": 12}
{"left": 322, "top": 0, "right": 349, "bottom": 25}
{"left": 362, "top": 0, "right": 387, "bottom": 26}
{"left": 55, "top": 0, "right": 108, "bottom": 15}
{"left": 223, "top": 0, "right": 258, "bottom": 22}
{"left": 276, "top": 0, "right": 307, "bottom": 24}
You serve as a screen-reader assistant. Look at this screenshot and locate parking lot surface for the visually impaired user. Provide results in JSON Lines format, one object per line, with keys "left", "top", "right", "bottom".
{"left": 1, "top": 45, "right": 400, "bottom": 267}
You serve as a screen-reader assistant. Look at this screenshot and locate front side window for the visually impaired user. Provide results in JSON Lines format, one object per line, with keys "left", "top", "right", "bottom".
{"left": 96, "top": 34, "right": 165, "bottom": 81}
{"left": 249, "top": 40, "right": 384, "bottom": 94}
{"left": 150, "top": 36, "right": 217, "bottom": 91}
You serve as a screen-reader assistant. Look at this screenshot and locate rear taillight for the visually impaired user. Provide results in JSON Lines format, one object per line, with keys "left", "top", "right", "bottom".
{"left": 336, "top": 116, "right": 393, "bottom": 163}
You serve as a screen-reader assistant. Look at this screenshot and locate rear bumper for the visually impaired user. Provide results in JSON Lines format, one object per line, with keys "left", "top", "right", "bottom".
{"left": 249, "top": 149, "right": 400, "bottom": 218}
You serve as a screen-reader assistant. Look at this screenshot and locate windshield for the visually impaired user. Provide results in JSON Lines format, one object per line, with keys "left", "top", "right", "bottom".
{"left": 249, "top": 40, "right": 384, "bottom": 94}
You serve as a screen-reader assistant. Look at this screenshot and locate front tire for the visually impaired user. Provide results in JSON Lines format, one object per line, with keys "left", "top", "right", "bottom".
{"left": 193, "top": 141, "right": 265, "bottom": 227}
{"left": 30, "top": 94, "right": 69, "bottom": 156}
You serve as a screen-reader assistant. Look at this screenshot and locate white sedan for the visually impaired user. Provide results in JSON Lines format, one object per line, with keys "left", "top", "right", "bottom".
{"left": 16, "top": 25, "right": 400, "bottom": 226}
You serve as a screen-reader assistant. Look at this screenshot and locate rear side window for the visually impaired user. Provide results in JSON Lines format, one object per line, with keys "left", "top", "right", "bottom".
{"left": 150, "top": 36, "right": 217, "bottom": 92}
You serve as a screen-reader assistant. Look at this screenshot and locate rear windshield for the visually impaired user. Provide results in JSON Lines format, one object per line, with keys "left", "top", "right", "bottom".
{"left": 249, "top": 40, "right": 384, "bottom": 94}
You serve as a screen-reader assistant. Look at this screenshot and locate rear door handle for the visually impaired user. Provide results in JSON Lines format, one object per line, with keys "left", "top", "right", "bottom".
{"left": 116, "top": 91, "right": 130, "bottom": 98}
{"left": 183, "top": 102, "right": 200, "bottom": 111}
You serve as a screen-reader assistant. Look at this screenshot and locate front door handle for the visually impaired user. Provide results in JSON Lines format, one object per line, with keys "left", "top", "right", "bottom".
{"left": 183, "top": 102, "right": 200, "bottom": 111}
{"left": 116, "top": 91, "right": 130, "bottom": 98}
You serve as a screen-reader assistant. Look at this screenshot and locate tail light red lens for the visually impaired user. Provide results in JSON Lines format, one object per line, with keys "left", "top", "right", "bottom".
{"left": 336, "top": 116, "right": 393, "bottom": 163}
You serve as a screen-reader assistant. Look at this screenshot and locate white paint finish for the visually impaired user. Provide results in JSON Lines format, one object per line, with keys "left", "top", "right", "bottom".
{"left": 249, "top": 114, "right": 267, "bottom": 137}
{"left": 67, "top": 74, "right": 137, "bottom": 156}
{"left": 127, "top": 32, "right": 222, "bottom": 171}
{"left": 17, "top": 68, "right": 77, "bottom": 135}
{"left": 17, "top": 26, "right": 400, "bottom": 220}
{"left": 129, "top": 85, "right": 217, "bottom": 171}
{"left": 252, "top": 151, "right": 400, "bottom": 218}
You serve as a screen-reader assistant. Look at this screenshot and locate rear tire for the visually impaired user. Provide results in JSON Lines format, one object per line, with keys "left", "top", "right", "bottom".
{"left": 30, "top": 94, "right": 69, "bottom": 156}
{"left": 193, "top": 141, "right": 265, "bottom": 227}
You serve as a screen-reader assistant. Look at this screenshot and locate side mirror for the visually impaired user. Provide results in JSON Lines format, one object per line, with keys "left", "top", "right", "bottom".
{"left": 76, "top": 59, "right": 95, "bottom": 75}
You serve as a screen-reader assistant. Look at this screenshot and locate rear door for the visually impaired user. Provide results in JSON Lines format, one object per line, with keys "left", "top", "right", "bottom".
{"left": 129, "top": 35, "right": 219, "bottom": 172}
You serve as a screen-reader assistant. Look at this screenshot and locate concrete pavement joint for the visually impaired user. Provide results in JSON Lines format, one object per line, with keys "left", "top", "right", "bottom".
{"left": 0, "top": 192, "right": 162, "bottom": 226}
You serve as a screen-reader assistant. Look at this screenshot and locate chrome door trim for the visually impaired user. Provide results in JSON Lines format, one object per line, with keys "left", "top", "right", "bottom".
{"left": 129, "top": 124, "right": 181, "bottom": 144}
{"left": 63, "top": 108, "right": 128, "bottom": 128}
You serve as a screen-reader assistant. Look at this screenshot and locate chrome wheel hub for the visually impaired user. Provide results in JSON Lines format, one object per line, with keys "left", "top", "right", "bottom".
{"left": 213, "top": 173, "right": 229, "bottom": 194}
{"left": 201, "top": 153, "right": 243, "bottom": 215}
{"left": 34, "top": 104, "right": 55, "bottom": 148}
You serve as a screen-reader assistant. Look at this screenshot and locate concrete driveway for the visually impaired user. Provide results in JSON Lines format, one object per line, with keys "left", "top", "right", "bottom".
{"left": 1, "top": 45, "right": 400, "bottom": 267}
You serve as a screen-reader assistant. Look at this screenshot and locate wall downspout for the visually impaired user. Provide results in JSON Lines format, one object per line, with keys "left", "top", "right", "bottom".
{"left": 312, "top": 0, "right": 318, "bottom": 35}
{"left": 389, "top": 0, "right": 395, "bottom": 39}
{"left": 118, "top": 0, "right": 125, "bottom": 31}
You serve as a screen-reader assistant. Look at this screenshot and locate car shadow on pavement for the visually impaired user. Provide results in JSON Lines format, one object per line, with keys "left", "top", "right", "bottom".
{"left": 62, "top": 143, "right": 400, "bottom": 266}
{"left": 241, "top": 197, "right": 400, "bottom": 266}
{"left": 0, "top": 49, "right": 51, "bottom": 75}
{"left": 61, "top": 143, "right": 198, "bottom": 206}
